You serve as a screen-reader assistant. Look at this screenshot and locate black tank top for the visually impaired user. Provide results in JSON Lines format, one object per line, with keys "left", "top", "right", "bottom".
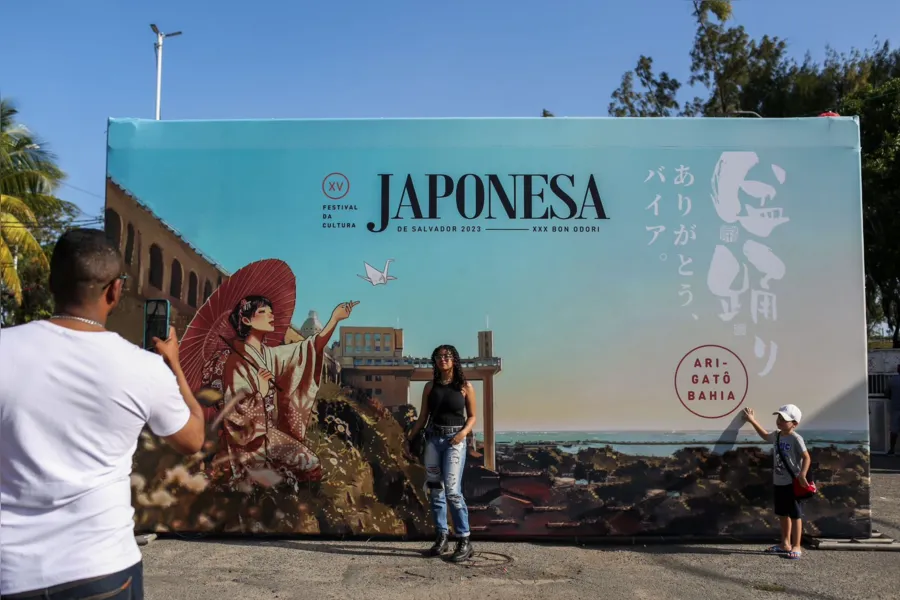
{"left": 427, "top": 381, "right": 467, "bottom": 427}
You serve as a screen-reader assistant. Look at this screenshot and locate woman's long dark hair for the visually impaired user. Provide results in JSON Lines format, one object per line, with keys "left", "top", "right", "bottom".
{"left": 228, "top": 295, "right": 273, "bottom": 339}
{"left": 431, "top": 344, "right": 467, "bottom": 391}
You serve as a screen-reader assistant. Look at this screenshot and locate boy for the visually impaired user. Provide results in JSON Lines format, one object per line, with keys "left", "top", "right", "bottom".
{"left": 743, "top": 404, "right": 811, "bottom": 560}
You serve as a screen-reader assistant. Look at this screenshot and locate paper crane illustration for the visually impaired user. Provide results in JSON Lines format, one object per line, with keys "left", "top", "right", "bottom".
{"left": 358, "top": 259, "right": 397, "bottom": 286}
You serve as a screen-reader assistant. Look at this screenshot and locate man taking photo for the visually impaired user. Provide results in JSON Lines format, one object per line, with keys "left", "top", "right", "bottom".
{"left": 0, "top": 228, "right": 205, "bottom": 599}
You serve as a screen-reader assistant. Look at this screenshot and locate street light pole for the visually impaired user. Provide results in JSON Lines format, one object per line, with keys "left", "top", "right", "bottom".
{"left": 154, "top": 29, "right": 163, "bottom": 120}
{"left": 150, "top": 24, "right": 182, "bottom": 120}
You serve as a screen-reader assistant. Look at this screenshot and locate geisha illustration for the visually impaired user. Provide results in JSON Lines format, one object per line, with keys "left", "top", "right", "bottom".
{"left": 178, "top": 259, "right": 358, "bottom": 489}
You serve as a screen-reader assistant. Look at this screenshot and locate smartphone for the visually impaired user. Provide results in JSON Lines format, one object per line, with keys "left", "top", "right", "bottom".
{"left": 143, "top": 299, "right": 171, "bottom": 350}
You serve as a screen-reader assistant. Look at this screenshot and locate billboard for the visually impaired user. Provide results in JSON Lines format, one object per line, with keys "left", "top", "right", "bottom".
{"left": 106, "top": 116, "right": 870, "bottom": 539}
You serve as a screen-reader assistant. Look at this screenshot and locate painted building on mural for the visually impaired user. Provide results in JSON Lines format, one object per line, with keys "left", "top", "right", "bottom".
{"left": 103, "top": 179, "right": 229, "bottom": 342}
{"left": 333, "top": 325, "right": 408, "bottom": 405}
{"left": 106, "top": 116, "right": 870, "bottom": 541}
{"left": 103, "top": 179, "right": 340, "bottom": 381}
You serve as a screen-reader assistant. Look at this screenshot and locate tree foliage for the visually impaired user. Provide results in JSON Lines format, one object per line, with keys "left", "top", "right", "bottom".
{"left": 601, "top": 0, "right": 900, "bottom": 344}
{"left": 604, "top": 0, "right": 900, "bottom": 120}
{"left": 608, "top": 56, "right": 681, "bottom": 117}
{"left": 841, "top": 79, "right": 900, "bottom": 345}
{"left": 0, "top": 97, "right": 78, "bottom": 323}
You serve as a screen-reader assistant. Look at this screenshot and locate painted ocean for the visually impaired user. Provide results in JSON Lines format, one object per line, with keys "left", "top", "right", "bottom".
{"left": 475, "top": 430, "right": 869, "bottom": 457}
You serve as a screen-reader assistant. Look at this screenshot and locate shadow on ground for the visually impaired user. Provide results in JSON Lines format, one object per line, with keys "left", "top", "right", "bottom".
{"left": 646, "top": 551, "right": 846, "bottom": 600}
{"left": 532, "top": 539, "right": 768, "bottom": 556}
{"left": 218, "top": 538, "right": 427, "bottom": 558}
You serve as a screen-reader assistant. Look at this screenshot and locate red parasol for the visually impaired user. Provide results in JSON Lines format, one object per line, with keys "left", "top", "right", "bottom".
{"left": 179, "top": 259, "right": 297, "bottom": 393}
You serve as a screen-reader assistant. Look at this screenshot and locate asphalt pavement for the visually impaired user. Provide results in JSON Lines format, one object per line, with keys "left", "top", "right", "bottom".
{"left": 142, "top": 455, "right": 900, "bottom": 600}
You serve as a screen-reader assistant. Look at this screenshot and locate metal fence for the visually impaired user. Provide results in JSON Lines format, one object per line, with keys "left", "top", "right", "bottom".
{"left": 869, "top": 373, "right": 892, "bottom": 396}
{"left": 869, "top": 369, "right": 894, "bottom": 454}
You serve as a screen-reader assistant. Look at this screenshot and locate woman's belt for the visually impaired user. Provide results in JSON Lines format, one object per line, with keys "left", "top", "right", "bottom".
{"left": 429, "top": 424, "right": 464, "bottom": 435}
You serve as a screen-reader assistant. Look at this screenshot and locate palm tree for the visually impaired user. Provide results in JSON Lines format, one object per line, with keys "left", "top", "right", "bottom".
{"left": 1, "top": 98, "right": 74, "bottom": 303}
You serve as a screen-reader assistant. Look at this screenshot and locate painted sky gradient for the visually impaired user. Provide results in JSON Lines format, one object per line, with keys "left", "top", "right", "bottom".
{"left": 107, "top": 116, "right": 868, "bottom": 433}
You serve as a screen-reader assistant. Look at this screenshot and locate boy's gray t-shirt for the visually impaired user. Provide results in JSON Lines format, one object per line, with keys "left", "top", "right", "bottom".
{"left": 766, "top": 431, "right": 808, "bottom": 486}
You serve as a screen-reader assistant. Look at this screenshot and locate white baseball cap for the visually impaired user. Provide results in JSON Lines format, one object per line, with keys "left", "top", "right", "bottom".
{"left": 774, "top": 404, "right": 802, "bottom": 424}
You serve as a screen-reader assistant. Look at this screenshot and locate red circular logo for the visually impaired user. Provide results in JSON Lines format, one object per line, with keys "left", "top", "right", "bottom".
{"left": 322, "top": 173, "right": 349, "bottom": 200}
{"left": 674, "top": 345, "right": 749, "bottom": 419}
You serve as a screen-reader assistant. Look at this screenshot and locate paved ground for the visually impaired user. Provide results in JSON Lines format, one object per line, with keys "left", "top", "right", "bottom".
{"left": 143, "top": 456, "right": 900, "bottom": 600}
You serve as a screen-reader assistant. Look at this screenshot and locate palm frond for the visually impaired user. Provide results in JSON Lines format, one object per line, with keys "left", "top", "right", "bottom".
{"left": 0, "top": 169, "right": 58, "bottom": 195}
{"left": 0, "top": 99, "right": 65, "bottom": 312}
{"left": 0, "top": 99, "right": 66, "bottom": 197}
{"left": 0, "top": 240, "right": 23, "bottom": 304}
{"left": 0, "top": 194, "right": 38, "bottom": 226}
{"left": 0, "top": 98, "right": 19, "bottom": 130}
{"left": 0, "top": 213, "right": 48, "bottom": 262}
{"left": 13, "top": 192, "right": 73, "bottom": 220}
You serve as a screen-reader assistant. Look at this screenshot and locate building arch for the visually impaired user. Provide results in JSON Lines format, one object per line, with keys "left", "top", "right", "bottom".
{"left": 149, "top": 244, "right": 164, "bottom": 290}
{"left": 104, "top": 208, "right": 122, "bottom": 248}
{"left": 188, "top": 272, "right": 199, "bottom": 307}
{"left": 170, "top": 259, "right": 183, "bottom": 299}
{"left": 124, "top": 223, "right": 136, "bottom": 264}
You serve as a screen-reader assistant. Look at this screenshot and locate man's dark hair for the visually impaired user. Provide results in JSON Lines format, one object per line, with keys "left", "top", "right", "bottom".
{"left": 49, "top": 228, "right": 124, "bottom": 307}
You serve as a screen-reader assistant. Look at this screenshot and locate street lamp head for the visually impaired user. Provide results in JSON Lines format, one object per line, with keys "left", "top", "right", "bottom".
{"left": 167, "top": 31, "right": 183, "bottom": 37}
{"left": 150, "top": 23, "right": 160, "bottom": 34}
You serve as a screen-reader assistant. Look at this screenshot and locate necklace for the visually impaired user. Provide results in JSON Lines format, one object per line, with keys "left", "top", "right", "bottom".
{"left": 51, "top": 314, "right": 105, "bottom": 329}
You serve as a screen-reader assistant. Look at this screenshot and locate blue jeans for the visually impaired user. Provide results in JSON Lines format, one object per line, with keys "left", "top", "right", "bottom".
{"left": 4, "top": 561, "right": 143, "bottom": 599}
{"left": 424, "top": 429, "right": 470, "bottom": 537}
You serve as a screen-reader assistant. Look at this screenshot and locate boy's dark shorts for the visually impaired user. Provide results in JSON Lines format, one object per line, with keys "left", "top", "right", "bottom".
{"left": 773, "top": 483, "right": 803, "bottom": 519}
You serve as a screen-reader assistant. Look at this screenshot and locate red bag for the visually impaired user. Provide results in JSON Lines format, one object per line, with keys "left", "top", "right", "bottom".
{"left": 792, "top": 477, "right": 817, "bottom": 500}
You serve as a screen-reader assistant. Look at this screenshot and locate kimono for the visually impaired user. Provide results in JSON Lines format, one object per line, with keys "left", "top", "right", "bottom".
{"left": 202, "top": 332, "right": 329, "bottom": 487}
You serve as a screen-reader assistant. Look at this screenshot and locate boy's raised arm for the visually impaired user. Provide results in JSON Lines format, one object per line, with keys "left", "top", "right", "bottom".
{"left": 742, "top": 407, "right": 771, "bottom": 441}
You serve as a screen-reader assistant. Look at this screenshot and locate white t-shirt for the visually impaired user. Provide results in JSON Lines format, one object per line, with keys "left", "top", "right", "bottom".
{"left": 0, "top": 320, "right": 191, "bottom": 595}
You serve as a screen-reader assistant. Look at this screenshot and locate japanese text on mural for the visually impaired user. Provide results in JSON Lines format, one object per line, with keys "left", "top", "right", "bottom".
{"left": 644, "top": 165, "right": 698, "bottom": 320}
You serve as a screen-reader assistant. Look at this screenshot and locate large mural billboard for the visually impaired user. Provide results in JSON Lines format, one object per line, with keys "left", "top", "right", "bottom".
{"left": 106, "top": 116, "right": 870, "bottom": 539}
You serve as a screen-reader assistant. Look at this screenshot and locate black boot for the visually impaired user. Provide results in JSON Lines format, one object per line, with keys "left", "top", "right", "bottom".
{"left": 449, "top": 536, "right": 473, "bottom": 563}
{"left": 427, "top": 531, "right": 449, "bottom": 557}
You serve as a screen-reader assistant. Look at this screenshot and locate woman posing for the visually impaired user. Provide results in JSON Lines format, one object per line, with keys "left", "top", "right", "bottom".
{"left": 407, "top": 344, "right": 477, "bottom": 562}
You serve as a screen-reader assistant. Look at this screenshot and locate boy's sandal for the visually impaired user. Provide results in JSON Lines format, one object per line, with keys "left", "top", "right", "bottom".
{"left": 764, "top": 545, "right": 788, "bottom": 554}
{"left": 785, "top": 550, "right": 802, "bottom": 559}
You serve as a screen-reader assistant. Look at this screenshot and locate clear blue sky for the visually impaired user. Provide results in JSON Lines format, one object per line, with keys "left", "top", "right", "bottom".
{"left": 2, "top": 0, "right": 897, "bottom": 218}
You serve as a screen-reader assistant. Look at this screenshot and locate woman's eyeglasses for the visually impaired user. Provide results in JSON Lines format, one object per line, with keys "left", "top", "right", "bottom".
{"left": 434, "top": 353, "right": 453, "bottom": 361}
